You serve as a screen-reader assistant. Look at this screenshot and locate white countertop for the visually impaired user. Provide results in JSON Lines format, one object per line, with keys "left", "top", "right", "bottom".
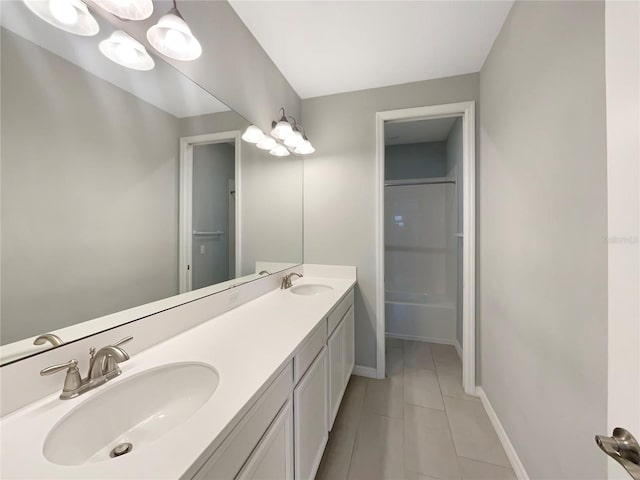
{"left": 0, "top": 275, "right": 355, "bottom": 479}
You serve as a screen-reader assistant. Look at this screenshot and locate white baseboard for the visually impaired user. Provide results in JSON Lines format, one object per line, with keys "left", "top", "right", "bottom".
{"left": 387, "top": 333, "right": 464, "bottom": 363}
{"left": 352, "top": 365, "right": 377, "bottom": 379}
{"left": 386, "top": 332, "right": 457, "bottom": 347}
{"left": 454, "top": 340, "right": 463, "bottom": 360}
{"left": 476, "top": 387, "right": 529, "bottom": 480}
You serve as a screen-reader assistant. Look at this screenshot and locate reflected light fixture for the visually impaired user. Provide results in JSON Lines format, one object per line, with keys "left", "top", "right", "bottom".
{"left": 241, "top": 125, "right": 265, "bottom": 144}
{"left": 23, "top": 0, "right": 99, "bottom": 36}
{"left": 242, "top": 108, "right": 315, "bottom": 157}
{"left": 147, "top": 0, "right": 202, "bottom": 61}
{"left": 93, "top": 0, "right": 153, "bottom": 20}
{"left": 99, "top": 30, "right": 155, "bottom": 71}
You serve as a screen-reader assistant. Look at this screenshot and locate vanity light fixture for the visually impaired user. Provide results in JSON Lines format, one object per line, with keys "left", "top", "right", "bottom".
{"left": 295, "top": 138, "right": 316, "bottom": 155}
{"left": 93, "top": 0, "right": 153, "bottom": 20}
{"left": 257, "top": 136, "right": 277, "bottom": 151}
{"left": 99, "top": 30, "right": 155, "bottom": 71}
{"left": 271, "top": 109, "right": 294, "bottom": 140}
{"left": 283, "top": 126, "right": 304, "bottom": 148}
{"left": 23, "top": 0, "right": 100, "bottom": 36}
{"left": 241, "top": 125, "right": 265, "bottom": 144}
{"left": 270, "top": 144, "right": 290, "bottom": 157}
{"left": 147, "top": 0, "right": 202, "bottom": 61}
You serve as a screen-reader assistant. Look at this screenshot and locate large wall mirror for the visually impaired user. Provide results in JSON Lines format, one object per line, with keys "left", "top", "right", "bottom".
{"left": 0, "top": 1, "right": 303, "bottom": 365}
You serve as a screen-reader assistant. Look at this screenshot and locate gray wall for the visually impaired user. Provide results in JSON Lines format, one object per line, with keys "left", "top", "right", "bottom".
{"left": 192, "top": 143, "right": 235, "bottom": 289}
{"left": 98, "top": 0, "right": 301, "bottom": 131}
{"left": 385, "top": 142, "right": 447, "bottom": 180}
{"left": 445, "top": 118, "right": 463, "bottom": 347}
{"left": 1, "top": 28, "right": 180, "bottom": 343}
{"left": 302, "top": 74, "right": 478, "bottom": 369}
{"left": 478, "top": 2, "right": 607, "bottom": 478}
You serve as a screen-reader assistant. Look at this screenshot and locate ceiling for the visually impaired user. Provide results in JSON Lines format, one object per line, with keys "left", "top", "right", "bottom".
{"left": 385, "top": 117, "right": 456, "bottom": 146}
{"left": 1, "top": 1, "right": 229, "bottom": 118}
{"left": 229, "top": 0, "right": 513, "bottom": 99}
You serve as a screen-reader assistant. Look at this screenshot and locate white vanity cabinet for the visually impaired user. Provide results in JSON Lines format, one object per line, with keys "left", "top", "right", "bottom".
{"left": 327, "top": 291, "right": 355, "bottom": 430}
{"left": 294, "top": 347, "right": 328, "bottom": 480}
{"left": 190, "top": 286, "right": 355, "bottom": 480}
{"left": 191, "top": 364, "right": 293, "bottom": 480}
{"left": 236, "top": 400, "right": 294, "bottom": 480}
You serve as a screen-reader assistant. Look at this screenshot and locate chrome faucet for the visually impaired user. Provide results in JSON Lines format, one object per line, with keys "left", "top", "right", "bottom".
{"left": 40, "top": 336, "right": 132, "bottom": 400}
{"left": 281, "top": 272, "right": 303, "bottom": 289}
{"left": 88, "top": 344, "right": 130, "bottom": 380}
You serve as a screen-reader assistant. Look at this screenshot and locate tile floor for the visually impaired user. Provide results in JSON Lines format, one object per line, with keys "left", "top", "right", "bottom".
{"left": 315, "top": 338, "right": 516, "bottom": 480}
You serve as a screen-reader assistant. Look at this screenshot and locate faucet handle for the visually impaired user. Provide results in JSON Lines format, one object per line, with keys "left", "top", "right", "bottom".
{"left": 40, "top": 359, "right": 78, "bottom": 376}
{"left": 40, "top": 359, "right": 83, "bottom": 398}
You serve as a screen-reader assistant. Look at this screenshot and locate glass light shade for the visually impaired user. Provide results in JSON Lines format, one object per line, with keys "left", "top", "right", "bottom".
{"left": 257, "top": 136, "right": 277, "bottom": 151}
{"left": 99, "top": 30, "right": 155, "bottom": 71}
{"left": 284, "top": 130, "right": 304, "bottom": 148}
{"left": 147, "top": 9, "right": 202, "bottom": 61}
{"left": 23, "top": 0, "right": 99, "bottom": 36}
{"left": 241, "top": 125, "right": 265, "bottom": 144}
{"left": 295, "top": 140, "right": 315, "bottom": 155}
{"left": 270, "top": 144, "right": 290, "bottom": 157}
{"left": 93, "top": 0, "right": 153, "bottom": 20}
{"left": 271, "top": 120, "right": 293, "bottom": 140}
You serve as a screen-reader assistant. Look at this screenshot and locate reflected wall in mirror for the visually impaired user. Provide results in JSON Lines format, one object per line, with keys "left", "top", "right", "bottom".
{"left": 0, "top": 1, "right": 303, "bottom": 365}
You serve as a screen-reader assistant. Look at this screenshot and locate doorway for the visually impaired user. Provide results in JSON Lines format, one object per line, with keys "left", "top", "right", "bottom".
{"left": 179, "top": 131, "right": 241, "bottom": 293}
{"left": 375, "top": 102, "right": 476, "bottom": 394}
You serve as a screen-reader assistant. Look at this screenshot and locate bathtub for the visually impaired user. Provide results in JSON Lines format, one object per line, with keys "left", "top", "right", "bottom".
{"left": 385, "top": 290, "right": 456, "bottom": 343}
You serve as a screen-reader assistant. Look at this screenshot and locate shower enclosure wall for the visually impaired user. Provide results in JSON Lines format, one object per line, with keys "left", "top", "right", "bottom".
{"left": 384, "top": 118, "right": 462, "bottom": 348}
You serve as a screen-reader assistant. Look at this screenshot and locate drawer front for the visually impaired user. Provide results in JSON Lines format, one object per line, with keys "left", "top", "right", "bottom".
{"left": 294, "top": 320, "right": 327, "bottom": 385}
{"left": 327, "top": 289, "right": 354, "bottom": 336}
{"left": 192, "top": 363, "right": 294, "bottom": 480}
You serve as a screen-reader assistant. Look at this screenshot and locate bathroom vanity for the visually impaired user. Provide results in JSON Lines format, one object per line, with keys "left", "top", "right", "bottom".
{"left": 0, "top": 268, "right": 356, "bottom": 480}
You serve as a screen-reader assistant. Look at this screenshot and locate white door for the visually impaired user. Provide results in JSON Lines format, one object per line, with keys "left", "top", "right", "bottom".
{"left": 596, "top": 3, "right": 640, "bottom": 479}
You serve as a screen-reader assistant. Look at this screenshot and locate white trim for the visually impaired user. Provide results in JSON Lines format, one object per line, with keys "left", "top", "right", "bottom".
{"left": 179, "top": 131, "right": 242, "bottom": 293}
{"left": 454, "top": 340, "right": 463, "bottom": 361}
{"left": 476, "top": 387, "right": 530, "bottom": 480}
{"left": 352, "top": 365, "right": 377, "bottom": 379}
{"left": 375, "top": 101, "right": 476, "bottom": 392}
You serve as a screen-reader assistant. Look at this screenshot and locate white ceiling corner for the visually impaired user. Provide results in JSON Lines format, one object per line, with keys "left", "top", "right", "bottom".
{"left": 229, "top": 0, "right": 513, "bottom": 99}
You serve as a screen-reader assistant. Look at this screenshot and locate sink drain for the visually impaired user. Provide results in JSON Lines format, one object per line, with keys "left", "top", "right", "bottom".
{"left": 110, "top": 442, "right": 133, "bottom": 458}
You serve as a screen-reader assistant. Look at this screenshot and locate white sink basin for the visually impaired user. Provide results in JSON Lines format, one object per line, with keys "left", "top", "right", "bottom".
{"left": 290, "top": 284, "right": 333, "bottom": 296}
{"left": 43, "top": 362, "right": 219, "bottom": 466}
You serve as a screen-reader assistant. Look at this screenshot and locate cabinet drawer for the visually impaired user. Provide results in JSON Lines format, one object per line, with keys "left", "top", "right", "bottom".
{"left": 192, "top": 363, "right": 293, "bottom": 480}
{"left": 294, "top": 320, "right": 327, "bottom": 384}
{"left": 327, "top": 289, "right": 354, "bottom": 335}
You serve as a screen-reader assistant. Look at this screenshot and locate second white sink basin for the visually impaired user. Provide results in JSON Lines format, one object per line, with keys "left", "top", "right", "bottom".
{"left": 290, "top": 284, "right": 333, "bottom": 296}
{"left": 43, "top": 362, "right": 219, "bottom": 466}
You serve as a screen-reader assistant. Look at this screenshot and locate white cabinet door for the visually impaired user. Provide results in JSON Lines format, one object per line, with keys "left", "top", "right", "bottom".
{"left": 328, "top": 319, "right": 345, "bottom": 430}
{"left": 237, "top": 400, "right": 294, "bottom": 480}
{"left": 294, "top": 347, "right": 328, "bottom": 480}
{"left": 343, "top": 306, "right": 355, "bottom": 386}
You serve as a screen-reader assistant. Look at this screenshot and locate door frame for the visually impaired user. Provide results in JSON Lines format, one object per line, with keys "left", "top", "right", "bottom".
{"left": 605, "top": 2, "right": 639, "bottom": 477}
{"left": 179, "top": 131, "right": 242, "bottom": 293}
{"left": 375, "top": 101, "right": 476, "bottom": 394}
